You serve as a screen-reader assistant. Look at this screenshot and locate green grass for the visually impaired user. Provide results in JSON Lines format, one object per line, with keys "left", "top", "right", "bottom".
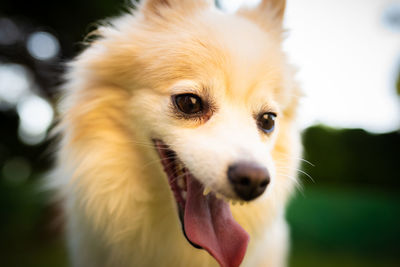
{"left": 287, "top": 186, "right": 400, "bottom": 267}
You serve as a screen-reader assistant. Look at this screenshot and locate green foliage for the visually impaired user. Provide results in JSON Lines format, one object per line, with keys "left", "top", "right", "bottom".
{"left": 301, "top": 125, "right": 400, "bottom": 189}
{"left": 397, "top": 70, "right": 400, "bottom": 96}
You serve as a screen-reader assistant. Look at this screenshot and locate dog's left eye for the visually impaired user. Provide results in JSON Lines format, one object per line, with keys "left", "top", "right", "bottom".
{"left": 257, "top": 112, "right": 276, "bottom": 134}
{"left": 173, "top": 94, "right": 203, "bottom": 115}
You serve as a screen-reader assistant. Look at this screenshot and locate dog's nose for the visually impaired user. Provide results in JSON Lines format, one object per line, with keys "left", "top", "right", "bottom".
{"left": 228, "top": 162, "right": 270, "bottom": 201}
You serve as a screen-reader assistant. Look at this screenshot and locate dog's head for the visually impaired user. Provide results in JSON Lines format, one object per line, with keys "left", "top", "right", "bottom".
{"left": 122, "top": 0, "right": 297, "bottom": 197}
{"left": 73, "top": 0, "right": 301, "bottom": 266}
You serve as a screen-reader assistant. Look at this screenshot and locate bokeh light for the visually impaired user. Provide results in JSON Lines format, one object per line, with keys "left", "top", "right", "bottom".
{"left": 0, "top": 63, "right": 31, "bottom": 107}
{"left": 16, "top": 94, "right": 54, "bottom": 145}
{"left": 26, "top": 31, "right": 60, "bottom": 61}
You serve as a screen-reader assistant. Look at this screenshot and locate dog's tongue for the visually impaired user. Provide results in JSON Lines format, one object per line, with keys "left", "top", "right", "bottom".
{"left": 184, "top": 176, "right": 249, "bottom": 267}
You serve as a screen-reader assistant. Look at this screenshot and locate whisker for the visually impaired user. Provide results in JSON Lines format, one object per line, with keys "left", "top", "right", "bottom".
{"left": 142, "top": 156, "right": 178, "bottom": 169}
{"left": 275, "top": 166, "right": 315, "bottom": 183}
{"left": 298, "top": 158, "right": 315, "bottom": 167}
{"left": 276, "top": 172, "right": 305, "bottom": 196}
{"left": 273, "top": 152, "right": 315, "bottom": 167}
{"left": 296, "top": 169, "right": 315, "bottom": 183}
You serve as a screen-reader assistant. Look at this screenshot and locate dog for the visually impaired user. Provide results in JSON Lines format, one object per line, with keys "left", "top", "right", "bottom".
{"left": 51, "top": 0, "right": 302, "bottom": 266}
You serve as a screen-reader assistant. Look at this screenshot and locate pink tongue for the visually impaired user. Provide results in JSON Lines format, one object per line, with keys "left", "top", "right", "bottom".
{"left": 184, "top": 176, "right": 249, "bottom": 267}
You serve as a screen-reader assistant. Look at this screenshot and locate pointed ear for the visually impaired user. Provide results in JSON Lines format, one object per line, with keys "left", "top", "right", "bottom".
{"left": 259, "top": 0, "right": 286, "bottom": 23}
{"left": 237, "top": 0, "right": 286, "bottom": 36}
{"left": 139, "top": 0, "right": 213, "bottom": 18}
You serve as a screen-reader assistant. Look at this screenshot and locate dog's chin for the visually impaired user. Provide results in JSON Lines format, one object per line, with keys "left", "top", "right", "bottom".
{"left": 153, "top": 139, "right": 249, "bottom": 267}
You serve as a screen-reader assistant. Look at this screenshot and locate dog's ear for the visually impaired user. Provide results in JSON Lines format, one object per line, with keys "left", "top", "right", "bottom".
{"left": 259, "top": 0, "right": 286, "bottom": 23}
{"left": 139, "top": 0, "right": 213, "bottom": 18}
{"left": 237, "top": 0, "right": 286, "bottom": 37}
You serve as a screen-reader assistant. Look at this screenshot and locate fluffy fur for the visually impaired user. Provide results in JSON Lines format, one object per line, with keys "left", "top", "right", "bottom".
{"left": 51, "top": 0, "right": 302, "bottom": 266}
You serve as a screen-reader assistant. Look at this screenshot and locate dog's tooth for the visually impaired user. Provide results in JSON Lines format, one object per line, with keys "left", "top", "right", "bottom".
{"left": 203, "top": 187, "right": 211, "bottom": 196}
{"left": 178, "top": 162, "right": 185, "bottom": 172}
{"left": 231, "top": 200, "right": 237, "bottom": 206}
{"left": 176, "top": 166, "right": 183, "bottom": 176}
{"left": 239, "top": 201, "right": 245, "bottom": 206}
{"left": 177, "top": 176, "right": 185, "bottom": 189}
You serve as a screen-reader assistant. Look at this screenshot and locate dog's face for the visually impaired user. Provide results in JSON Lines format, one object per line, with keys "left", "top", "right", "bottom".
{"left": 123, "top": 0, "right": 292, "bottom": 201}
{"left": 80, "top": 0, "right": 299, "bottom": 266}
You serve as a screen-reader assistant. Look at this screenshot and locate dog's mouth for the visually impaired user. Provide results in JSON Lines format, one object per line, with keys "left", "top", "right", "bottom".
{"left": 154, "top": 140, "right": 249, "bottom": 267}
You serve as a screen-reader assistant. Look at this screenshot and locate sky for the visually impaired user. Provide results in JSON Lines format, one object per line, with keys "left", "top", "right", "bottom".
{"left": 221, "top": 0, "right": 400, "bottom": 133}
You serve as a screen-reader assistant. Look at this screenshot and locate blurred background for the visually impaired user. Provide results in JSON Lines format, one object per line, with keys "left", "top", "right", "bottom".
{"left": 0, "top": 0, "right": 399, "bottom": 266}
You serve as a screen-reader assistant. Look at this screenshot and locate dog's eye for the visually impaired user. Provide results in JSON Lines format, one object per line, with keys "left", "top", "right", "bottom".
{"left": 173, "top": 94, "right": 203, "bottom": 115}
{"left": 257, "top": 112, "right": 276, "bottom": 134}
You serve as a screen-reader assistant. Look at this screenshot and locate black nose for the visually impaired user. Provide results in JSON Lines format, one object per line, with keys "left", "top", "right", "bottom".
{"left": 228, "top": 162, "right": 270, "bottom": 201}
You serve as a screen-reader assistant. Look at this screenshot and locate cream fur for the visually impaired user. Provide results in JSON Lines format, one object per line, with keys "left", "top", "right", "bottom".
{"left": 51, "top": 0, "right": 302, "bottom": 266}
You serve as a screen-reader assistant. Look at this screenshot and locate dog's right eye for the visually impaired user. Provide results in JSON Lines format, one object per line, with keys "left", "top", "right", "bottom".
{"left": 173, "top": 94, "right": 203, "bottom": 115}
